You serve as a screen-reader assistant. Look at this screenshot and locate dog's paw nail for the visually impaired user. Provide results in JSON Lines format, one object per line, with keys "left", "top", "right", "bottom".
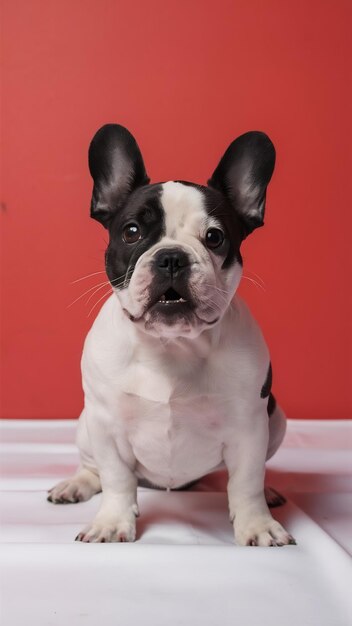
{"left": 247, "top": 538, "right": 257, "bottom": 546}
{"left": 288, "top": 536, "right": 297, "bottom": 545}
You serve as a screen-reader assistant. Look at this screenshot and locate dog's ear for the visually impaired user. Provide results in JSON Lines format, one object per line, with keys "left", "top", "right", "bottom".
{"left": 208, "top": 131, "right": 275, "bottom": 236}
{"left": 88, "top": 124, "right": 150, "bottom": 227}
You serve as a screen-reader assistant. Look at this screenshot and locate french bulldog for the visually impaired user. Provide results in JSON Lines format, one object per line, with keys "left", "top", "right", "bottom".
{"left": 48, "top": 124, "right": 295, "bottom": 547}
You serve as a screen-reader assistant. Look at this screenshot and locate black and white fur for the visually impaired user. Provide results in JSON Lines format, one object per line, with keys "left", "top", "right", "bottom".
{"left": 48, "top": 125, "right": 294, "bottom": 547}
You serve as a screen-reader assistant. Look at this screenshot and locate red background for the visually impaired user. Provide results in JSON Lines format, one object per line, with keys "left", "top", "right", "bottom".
{"left": 1, "top": 0, "right": 351, "bottom": 419}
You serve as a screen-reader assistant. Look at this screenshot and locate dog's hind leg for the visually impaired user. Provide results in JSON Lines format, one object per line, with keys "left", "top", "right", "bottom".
{"left": 266, "top": 398, "right": 287, "bottom": 461}
{"left": 264, "top": 399, "right": 287, "bottom": 508}
{"left": 264, "top": 486, "right": 286, "bottom": 507}
{"left": 47, "top": 410, "right": 101, "bottom": 504}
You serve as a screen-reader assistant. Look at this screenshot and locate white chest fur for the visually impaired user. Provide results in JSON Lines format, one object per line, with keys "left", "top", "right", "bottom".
{"left": 82, "top": 295, "right": 269, "bottom": 489}
{"left": 118, "top": 383, "right": 227, "bottom": 488}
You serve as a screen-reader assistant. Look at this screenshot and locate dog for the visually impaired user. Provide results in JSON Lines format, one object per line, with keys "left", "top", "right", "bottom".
{"left": 48, "top": 124, "right": 295, "bottom": 547}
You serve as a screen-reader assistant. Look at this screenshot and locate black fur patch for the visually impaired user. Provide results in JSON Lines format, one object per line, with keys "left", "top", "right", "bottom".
{"left": 207, "top": 131, "right": 276, "bottom": 237}
{"left": 105, "top": 184, "right": 165, "bottom": 288}
{"left": 89, "top": 124, "right": 150, "bottom": 227}
{"left": 175, "top": 180, "right": 245, "bottom": 268}
{"left": 267, "top": 393, "right": 276, "bottom": 417}
{"left": 261, "top": 363, "right": 276, "bottom": 418}
{"left": 261, "top": 363, "right": 272, "bottom": 398}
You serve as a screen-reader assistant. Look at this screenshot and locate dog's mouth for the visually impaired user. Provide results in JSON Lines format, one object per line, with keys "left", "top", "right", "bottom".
{"left": 123, "top": 283, "right": 221, "bottom": 330}
{"left": 157, "top": 287, "right": 187, "bottom": 304}
{"left": 147, "top": 285, "right": 194, "bottom": 318}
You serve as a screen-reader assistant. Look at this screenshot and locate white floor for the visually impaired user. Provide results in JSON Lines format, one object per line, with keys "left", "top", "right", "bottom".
{"left": 0, "top": 419, "right": 351, "bottom": 626}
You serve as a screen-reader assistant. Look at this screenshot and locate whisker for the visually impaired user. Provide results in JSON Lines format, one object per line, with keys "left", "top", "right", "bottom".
{"left": 242, "top": 275, "right": 266, "bottom": 292}
{"left": 109, "top": 275, "right": 129, "bottom": 286}
{"left": 71, "top": 270, "right": 106, "bottom": 284}
{"left": 107, "top": 275, "right": 132, "bottom": 291}
{"left": 202, "top": 283, "right": 228, "bottom": 294}
{"left": 123, "top": 265, "right": 135, "bottom": 288}
{"left": 67, "top": 280, "right": 110, "bottom": 308}
{"left": 206, "top": 200, "right": 224, "bottom": 216}
{"left": 245, "top": 269, "right": 266, "bottom": 288}
{"left": 203, "top": 296, "right": 221, "bottom": 311}
{"left": 202, "top": 284, "right": 229, "bottom": 305}
{"left": 206, "top": 212, "right": 229, "bottom": 220}
{"left": 87, "top": 288, "right": 113, "bottom": 317}
{"left": 86, "top": 281, "right": 114, "bottom": 305}
{"left": 110, "top": 282, "right": 125, "bottom": 291}
{"left": 207, "top": 294, "right": 227, "bottom": 307}
{"left": 108, "top": 271, "right": 137, "bottom": 287}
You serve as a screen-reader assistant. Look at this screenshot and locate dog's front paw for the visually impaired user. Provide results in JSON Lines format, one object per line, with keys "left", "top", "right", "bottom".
{"left": 47, "top": 470, "right": 101, "bottom": 504}
{"left": 75, "top": 511, "right": 137, "bottom": 543}
{"left": 234, "top": 515, "right": 296, "bottom": 547}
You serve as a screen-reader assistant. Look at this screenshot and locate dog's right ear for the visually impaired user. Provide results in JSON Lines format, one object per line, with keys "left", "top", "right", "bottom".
{"left": 88, "top": 124, "right": 150, "bottom": 228}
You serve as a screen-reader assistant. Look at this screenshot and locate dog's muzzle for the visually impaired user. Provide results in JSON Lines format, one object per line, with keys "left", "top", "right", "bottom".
{"left": 148, "top": 247, "right": 194, "bottom": 314}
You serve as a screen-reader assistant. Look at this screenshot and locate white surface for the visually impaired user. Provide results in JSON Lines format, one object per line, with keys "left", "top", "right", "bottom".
{"left": 0, "top": 419, "right": 351, "bottom": 626}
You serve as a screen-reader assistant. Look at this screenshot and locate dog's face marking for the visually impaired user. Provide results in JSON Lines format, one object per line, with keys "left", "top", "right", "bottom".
{"left": 88, "top": 124, "right": 275, "bottom": 338}
{"left": 104, "top": 183, "right": 165, "bottom": 288}
{"left": 106, "top": 180, "right": 244, "bottom": 338}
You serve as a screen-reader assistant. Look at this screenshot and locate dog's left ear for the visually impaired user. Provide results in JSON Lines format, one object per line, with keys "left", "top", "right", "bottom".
{"left": 208, "top": 131, "right": 276, "bottom": 236}
{"left": 88, "top": 124, "right": 150, "bottom": 228}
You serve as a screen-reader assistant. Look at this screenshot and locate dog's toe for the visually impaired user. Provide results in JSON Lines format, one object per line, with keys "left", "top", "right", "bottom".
{"left": 235, "top": 517, "right": 296, "bottom": 547}
{"left": 47, "top": 473, "right": 100, "bottom": 504}
{"left": 75, "top": 515, "right": 137, "bottom": 543}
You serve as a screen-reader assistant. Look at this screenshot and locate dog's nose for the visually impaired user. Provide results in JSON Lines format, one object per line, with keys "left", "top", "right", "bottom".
{"left": 155, "top": 248, "right": 189, "bottom": 277}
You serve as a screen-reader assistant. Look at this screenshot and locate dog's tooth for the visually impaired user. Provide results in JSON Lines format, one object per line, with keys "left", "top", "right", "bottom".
{"left": 158, "top": 295, "right": 187, "bottom": 304}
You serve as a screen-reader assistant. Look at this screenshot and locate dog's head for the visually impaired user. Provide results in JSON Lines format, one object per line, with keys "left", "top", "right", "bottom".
{"left": 88, "top": 124, "right": 275, "bottom": 338}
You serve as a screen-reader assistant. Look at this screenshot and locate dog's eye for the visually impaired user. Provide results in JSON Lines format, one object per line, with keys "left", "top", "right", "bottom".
{"left": 123, "top": 223, "right": 141, "bottom": 244}
{"left": 205, "top": 228, "right": 224, "bottom": 249}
